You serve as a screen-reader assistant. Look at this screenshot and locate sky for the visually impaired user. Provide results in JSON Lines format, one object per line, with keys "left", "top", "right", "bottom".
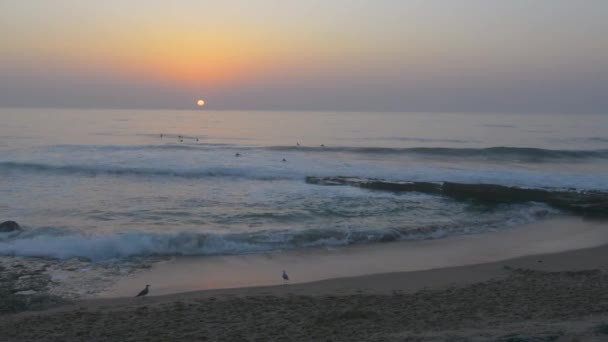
{"left": 1, "top": 0, "right": 607, "bottom": 113}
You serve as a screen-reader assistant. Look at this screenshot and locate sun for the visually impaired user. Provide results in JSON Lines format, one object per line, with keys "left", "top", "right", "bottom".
{"left": 197, "top": 99, "right": 205, "bottom": 107}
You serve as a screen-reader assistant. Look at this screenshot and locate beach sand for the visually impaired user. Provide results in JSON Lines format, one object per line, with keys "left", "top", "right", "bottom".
{"left": 101, "top": 216, "right": 608, "bottom": 297}
{"left": 3, "top": 218, "right": 608, "bottom": 341}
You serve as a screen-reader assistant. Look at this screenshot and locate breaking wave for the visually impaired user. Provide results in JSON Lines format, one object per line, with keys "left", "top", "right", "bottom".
{"left": 24, "top": 144, "right": 608, "bottom": 161}
{"left": 0, "top": 161, "right": 295, "bottom": 180}
{"left": 268, "top": 146, "right": 608, "bottom": 161}
{"left": 0, "top": 204, "right": 555, "bottom": 261}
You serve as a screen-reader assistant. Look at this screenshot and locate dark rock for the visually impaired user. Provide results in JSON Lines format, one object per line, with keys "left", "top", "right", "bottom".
{"left": 305, "top": 176, "right": 441, "bottom": 193}
{"left": 0, "top": 263, "right": 66, "bottom": 314}
{"left": 441, "top": 182, "right": 553, "bottom": 203}
{"left": 595, "top": 323, "right": 608, "bottom": 335}
{"left": 497, "top": 334, "right": 562, "bottom": 342}
{"left": 305, "top": 176, "right": 351, "bottom": 186}
{"left": 305, "top": 176, "right": 608, "bottom": 217}
{"left": 360, "top": 180, "right": 441, "bottom": 193}
{"left": 0, "top": 221, "right": 21, "bottom": 233}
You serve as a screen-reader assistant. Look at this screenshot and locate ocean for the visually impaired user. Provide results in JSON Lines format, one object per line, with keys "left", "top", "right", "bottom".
{"left": 1, "top": 108, "right": 608, "bottom": 266}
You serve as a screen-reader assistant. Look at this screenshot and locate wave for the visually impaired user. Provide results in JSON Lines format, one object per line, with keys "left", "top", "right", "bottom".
{"left": 47, "top": 143, "right": 231, "bottom": 152}
{"left": 478, "top": 124, "right": 517, "bottom": 128}
{"left": 24, "top": 144, "right": 608, "bottom": 162}
{"left": 0, "top": 204, "right": 554, "bottom": 261}
{"left": 268, "top": 146, "right": 608, "bottom": 161}
{"left": 0, "top": 229, "right": 408, "bottom": 261}
{"left": 337, "top": 137, "right": 477, "bottom": 144}
{"left": 0, "top": 161, "right": 294, "bottom": 180}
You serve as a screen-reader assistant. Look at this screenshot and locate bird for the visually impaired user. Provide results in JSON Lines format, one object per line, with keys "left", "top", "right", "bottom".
{"left": 135, "top": 284, "right": 150, "bottom": 297}
{"left": 235, "top": 152, "right": 241, "bottom": 157}
{"left": 282, "top": 270, "right": 289, "bottom": 283}
{"left": 282, "top": 158, "right": 287, "bottom": 162}
{"left": 160, "top": 134, "right": 163, "bottom": 139}
{"left": 320, "top": 144, "right": 325, "bottom": 148}
{"left": 196, "top": 138, "right": 199, "bottom": 142}
{"left": 296, "top": 142, "right": 300, "bottom": 146}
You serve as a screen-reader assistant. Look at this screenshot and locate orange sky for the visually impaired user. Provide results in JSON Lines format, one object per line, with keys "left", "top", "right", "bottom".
{"left": 1, "top": 1, "right": 607, "bottom": 112}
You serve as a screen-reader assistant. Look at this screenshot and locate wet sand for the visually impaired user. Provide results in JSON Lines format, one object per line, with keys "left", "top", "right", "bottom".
{"left": 4, "top": 244, "right": 608, "bottom": 341}
{"left": 3, "top": 217, "right": 608, "bottom": 341}
{"left": 102, "top": 216, "right": 608, "bottom": 296}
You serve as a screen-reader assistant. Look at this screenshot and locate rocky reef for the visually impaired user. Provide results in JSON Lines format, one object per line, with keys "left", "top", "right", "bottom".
{"left": 305, "top": 176, "right": 608, "bottom": 217}
{"left": 0, "top": 257, "right": 66, "bottom": 314}
{"left": 0, "top": 221, "right": 22, "bottom": 233}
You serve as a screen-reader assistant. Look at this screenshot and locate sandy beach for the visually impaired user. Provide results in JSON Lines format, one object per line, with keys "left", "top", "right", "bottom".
{"left": 3, "top": 218, "right": 608, "bottom": 341}
{"left": 3, "top": 1, "right": 608, "bottom": 340}
{"left": 100, "top": 216, "right": 608, "bottom": 297}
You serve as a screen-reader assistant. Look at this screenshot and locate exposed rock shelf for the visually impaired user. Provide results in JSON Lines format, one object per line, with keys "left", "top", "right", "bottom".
{"left": 0, "top": 221, "right": 21, "bottom": 233}
{"left": 305, "top": 176, "right": 608, "bottom": 217}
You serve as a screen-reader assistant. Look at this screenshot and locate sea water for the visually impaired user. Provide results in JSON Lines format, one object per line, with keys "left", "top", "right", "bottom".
{"left": 1, "top": 108, "right": 607, "bottom": 262}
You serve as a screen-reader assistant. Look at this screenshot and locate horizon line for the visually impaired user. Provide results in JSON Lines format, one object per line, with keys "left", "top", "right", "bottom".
{"left": 0, "top": 105, "right": 604, "bottom": 116}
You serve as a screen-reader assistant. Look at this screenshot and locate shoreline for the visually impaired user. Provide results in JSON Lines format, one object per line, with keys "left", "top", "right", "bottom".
{"left": 59, "top": 239, "right": 608, "bottom": 304}
{"left": 4, "top": 241, "right": 608, "bottom": 340}
{"left": 3, "top": 216, "right": 608, "bottom": 340}
{"left": 101, "top": 215, "right": 608, "bottom": 297}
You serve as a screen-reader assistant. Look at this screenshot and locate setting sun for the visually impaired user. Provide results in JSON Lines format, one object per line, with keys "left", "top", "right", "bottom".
{"left": 197, "top": 99, "right": 205, "bottom": 107}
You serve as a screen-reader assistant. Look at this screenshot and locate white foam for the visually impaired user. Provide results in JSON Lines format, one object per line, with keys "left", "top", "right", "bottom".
{"left": 0, "top": 203, "right": 556, "bottom": 262}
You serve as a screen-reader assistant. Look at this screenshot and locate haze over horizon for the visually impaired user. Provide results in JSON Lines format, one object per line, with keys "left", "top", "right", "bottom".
{"left": 1, "top": 0, "right": 607, "bottom": 113}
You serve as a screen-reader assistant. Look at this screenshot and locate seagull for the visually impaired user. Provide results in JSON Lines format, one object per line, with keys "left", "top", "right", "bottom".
{"left": 296, "top": 142, "right": 300, "bottom": 146}
{"left": 282, "top": 270, "right": 289, "bottom": 283}
{"left": 135, "top": 284, "right": 150, "bottom": 297}
{"left": 320, "top": 144, "right": 325, "bottom": 148}
{"left": 235, "top": 152, "right": 241, "bottom": 157}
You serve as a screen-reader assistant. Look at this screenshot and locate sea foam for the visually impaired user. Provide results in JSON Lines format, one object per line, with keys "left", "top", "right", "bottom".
{"left": 0, "top": 203, "right": 555, "bottom": 261}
